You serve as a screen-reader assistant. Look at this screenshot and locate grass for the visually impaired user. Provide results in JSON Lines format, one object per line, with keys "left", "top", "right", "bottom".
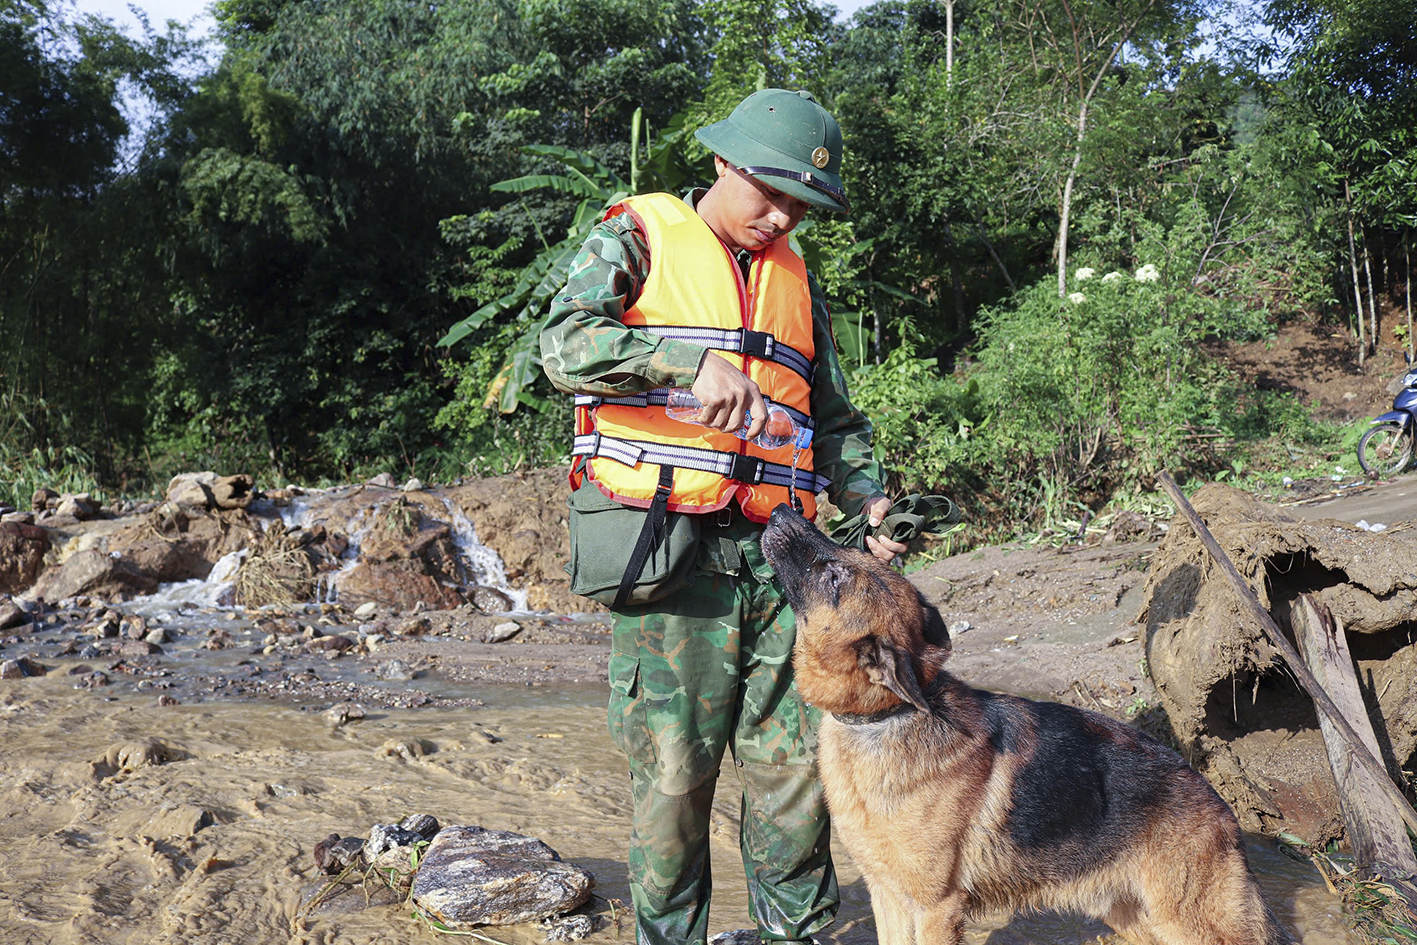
{"left": 1309, "top": 850, "right": 1417, "bottom": 944}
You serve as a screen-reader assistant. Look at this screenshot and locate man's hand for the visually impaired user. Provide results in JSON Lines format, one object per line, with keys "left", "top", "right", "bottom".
{"left": 689, "top": 353, "right": 768, "bottom": 440}
{"left": 864, "top": 495, "right": 908, "bottom": 563}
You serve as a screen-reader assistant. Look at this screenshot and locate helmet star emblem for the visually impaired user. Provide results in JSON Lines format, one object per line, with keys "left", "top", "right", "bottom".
{"left": 811, "top": 147, "right": 831, "bottom": 169}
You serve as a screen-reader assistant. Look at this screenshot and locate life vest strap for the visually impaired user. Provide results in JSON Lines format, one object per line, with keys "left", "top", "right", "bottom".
{"left": 636, "top": 326, "right": 814, "bottom": 383}
{"left": 574, "top": 390, "right": 813, "bottom": 431}
{"left": 573, "top": 433, "right": 830, "bottom": 493}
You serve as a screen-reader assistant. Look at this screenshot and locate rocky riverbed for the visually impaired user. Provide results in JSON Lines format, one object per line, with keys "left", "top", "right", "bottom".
{"left": 1, "top": 467, "right": 1405, "bottom": 944}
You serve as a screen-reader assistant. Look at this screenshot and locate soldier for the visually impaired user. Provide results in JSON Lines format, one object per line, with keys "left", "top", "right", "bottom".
{"left": 540, "top": 88, "right": 905, "bottom": 945}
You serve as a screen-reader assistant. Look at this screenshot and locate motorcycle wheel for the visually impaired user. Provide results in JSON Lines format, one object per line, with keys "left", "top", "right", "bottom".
{"left": 1357, "top": 422, "right": 1414, "bottom": 477}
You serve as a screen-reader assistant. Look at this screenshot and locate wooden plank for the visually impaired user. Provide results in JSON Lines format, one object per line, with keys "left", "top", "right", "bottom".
{"left": 1293, "top": 594, "right": 1417, "bottom": 881}
{"left": 1155, "top": 471, "right": 1417, "bottom": 837}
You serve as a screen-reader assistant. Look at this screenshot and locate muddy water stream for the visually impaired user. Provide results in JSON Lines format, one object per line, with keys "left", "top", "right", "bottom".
{"left": 0, "top": 664, "right": 1355, "bottom": 945}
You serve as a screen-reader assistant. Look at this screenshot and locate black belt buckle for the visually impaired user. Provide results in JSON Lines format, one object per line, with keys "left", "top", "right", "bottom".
{"left": 739, "top": 330, "right": 774, "bottom": 359}
{"left": 728, "top": 453, "right": 764, "bottom": 485}
{"left": 714, "top": 505, "right": 734, "bottom": 528}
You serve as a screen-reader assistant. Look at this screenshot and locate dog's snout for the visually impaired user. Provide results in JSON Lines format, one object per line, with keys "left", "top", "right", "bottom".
{"left": 769, "top": 503, "right": 797, "bottom": 527}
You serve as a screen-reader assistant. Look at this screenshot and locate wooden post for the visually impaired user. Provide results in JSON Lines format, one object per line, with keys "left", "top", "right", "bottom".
{"left": 1293, "top": 594, "right": 1417, "bottom": 889}
{"left": 1155, "top": 472, "right": 1417, "bottom": 836}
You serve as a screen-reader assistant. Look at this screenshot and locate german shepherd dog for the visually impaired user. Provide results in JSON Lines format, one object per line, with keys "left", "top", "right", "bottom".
{"left": 760, "top": 505, "right": 1292, "bottom": 945}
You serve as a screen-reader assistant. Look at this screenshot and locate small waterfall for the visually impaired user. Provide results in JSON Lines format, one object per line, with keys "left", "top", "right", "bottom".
{"left": 126, "top": 488, "right": 532, "bottom": 616}
{"left": 444, "top": 500, "right": 530, "bottom": 613}
{"left": 128, "top": 548, "right": 248, "bottom": 613}
{"left": 315, "top": 507, "right": 372, "bottom": 605}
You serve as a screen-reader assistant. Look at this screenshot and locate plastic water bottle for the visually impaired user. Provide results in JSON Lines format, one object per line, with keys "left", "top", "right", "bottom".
{"left": 664, "top": 388, "right": 811, "bottom": 450}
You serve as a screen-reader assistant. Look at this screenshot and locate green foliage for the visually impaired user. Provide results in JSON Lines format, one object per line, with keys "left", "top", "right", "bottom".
{"left": 0, "top": 389, "right": 104, "bottom": 510}
{"left": 433, "top": 322, "right": 573, "bottom": 478}
{"left": 0, "top": 0, "right": 1405, "bottom": 528}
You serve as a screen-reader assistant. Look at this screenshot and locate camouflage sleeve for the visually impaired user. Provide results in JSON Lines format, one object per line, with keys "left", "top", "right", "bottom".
{"left": 539, "top": 212, "right": 707, "bottom": 396}
{"left": 807, "top": 271, "right": 888, "bottom": 519}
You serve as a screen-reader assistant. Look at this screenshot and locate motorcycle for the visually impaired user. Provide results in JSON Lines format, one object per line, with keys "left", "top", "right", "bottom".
{"left": 1357, "top": 354, "right": 1417, "bottom": 477}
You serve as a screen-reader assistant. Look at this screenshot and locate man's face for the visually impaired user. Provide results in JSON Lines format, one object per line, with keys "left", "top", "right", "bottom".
{"left": 704, "top": 156, "right": 812, "bottom": 252}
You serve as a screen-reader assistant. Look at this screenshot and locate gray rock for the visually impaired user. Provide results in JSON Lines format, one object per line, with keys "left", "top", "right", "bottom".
{"left": 1, "top": 511, "right": 34, "bottom": 524}
{"left": 325, "top": 702, "right": 366, "bottom": 726}
{"left": 543, "top": 914, "right": 597, "bottom": 942}
{"left": 366, "top": 473, "right": 397, "bottom": 488}
{"left": 0, "top": 599, "right": 31, "bottom": 631}
{"left": 471, "top": 586, "right": 513, "bottom": 613}
{"left": 376, "top": 659, "right": 416, "bottom": 681}
{"left": 485, "top": 621, "right": 522, "bottom": 644}
{"left": 367, "top": 823, "right": 424, "bottom": 860}
{"left": 55, "top": 494, "right": 96, "bottom": 520}
{"left": 1, "top": 657, "right": 47, "bottom": 678}
{"left": 313, "top": 834, "right": 368, "bottom": 875}
{"left": 352, "top": 601, "right": 378, "bottom": 619}
{"left": 31, "top": 487, "right": 57, "bottom": 512}
{"left": 366, "top": 822, "right": 426, "bottom": 874}
{"left": 947, "top": 619, "right": 971, "bottom": 636}
{"left": 402, "top": 478, "right": 425, "bottom": 492}
{"left": 166, "top": 472, "right": 218, "bottom": 509}
{"left": 299, "top": 877, "right": 401, "bottom": 916}
{"left": 411, "top": 825, "right": 594, "bottom": 929}
{"left": 400, "top": 812, "right": 441, "bottom": 839}
{"left": 76, "top": 670, "right": 109, "bottom": 688}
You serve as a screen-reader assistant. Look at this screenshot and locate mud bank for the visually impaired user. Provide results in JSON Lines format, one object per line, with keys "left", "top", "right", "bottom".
{"left": 0, "top": 671, "right": 1354, "bottom": 945}
{"left": 1141, "top": 484, "right": 1417, "bottom": 845}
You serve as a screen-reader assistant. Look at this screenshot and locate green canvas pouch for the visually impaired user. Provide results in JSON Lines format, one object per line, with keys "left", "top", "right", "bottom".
{"left": 565, "top": 477, "right": 702, "bottom": 607}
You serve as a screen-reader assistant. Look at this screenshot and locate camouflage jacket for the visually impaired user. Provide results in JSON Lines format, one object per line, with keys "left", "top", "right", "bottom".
{"left": 540, "top": 190, "right": 886, "bottom": 519}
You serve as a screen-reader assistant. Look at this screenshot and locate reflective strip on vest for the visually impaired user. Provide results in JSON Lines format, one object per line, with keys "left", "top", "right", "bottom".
{"left": 634, "top": 326, "right": 814, "bottom": 383}
{"left": 573, "top": 434, "right": 830, "bottom": 494}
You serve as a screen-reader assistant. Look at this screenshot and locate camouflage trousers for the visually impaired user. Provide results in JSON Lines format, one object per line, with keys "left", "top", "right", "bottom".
{"left": 607, "top": 518, "right": 838, "bottom": 945}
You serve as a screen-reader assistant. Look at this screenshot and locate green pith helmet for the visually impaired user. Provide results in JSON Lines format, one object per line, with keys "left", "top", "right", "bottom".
{"left": 695, "top": 88, "right": 850, "bottom": 214}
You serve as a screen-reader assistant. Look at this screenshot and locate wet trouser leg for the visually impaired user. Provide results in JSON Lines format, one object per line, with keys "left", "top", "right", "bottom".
{"left": 607, "top": 565, "right": 837, "bottom": 945}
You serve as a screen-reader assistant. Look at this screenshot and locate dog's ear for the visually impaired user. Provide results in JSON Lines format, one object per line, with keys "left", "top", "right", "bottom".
{"left": 918, "top": 594, "right": 953, "bottom": 657}
{"left": 857, "top": 637, "right": 931, "bottom": 712}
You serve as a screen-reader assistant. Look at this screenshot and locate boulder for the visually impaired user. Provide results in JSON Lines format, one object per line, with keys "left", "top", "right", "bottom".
{"left": 0, "top": 598, "right": 31, "bottom": 631}
{"left": 0, "top": 656, "right": 47, "bottom": 678}
{"left": 0, "top": 521, "right": 50, "bottom": 595}
{"left": 31, "top": 487, "right": 57, "bottom": 512}
{"left": 210, "top": 474, "right": 254, "bottom": 510}
{"left": 333, "top": 499, "right": 466, "bottom": 610}
{"left": 411, "top": 826, "right": 594, "bottom": 929}
{"left": 27, "top": 549, "right": 159, "bottom": 602}
{"left": 55, "top": 493, "right": 97, "bottom": 520}
{"left": 167, "top": 472, "right": 218, "bottom": 509}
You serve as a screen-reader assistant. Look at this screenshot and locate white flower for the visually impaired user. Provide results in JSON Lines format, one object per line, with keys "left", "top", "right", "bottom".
{"left": 1068, "top": 291, "right": 1087, "bottom": 304}
{"left": 1134, "top": 264, "right": 1160, "bottom": 283}
{"left": 1101, "top": 271, "right": 1122, "bottom": 283}
{"left": 1074, "top": 267, "right": 1096, "bottom": 281}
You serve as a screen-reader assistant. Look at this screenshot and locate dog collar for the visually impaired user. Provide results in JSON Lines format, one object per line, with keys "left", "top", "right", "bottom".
{"left": 831, "top": 702, "right": 917, "bottom": 726}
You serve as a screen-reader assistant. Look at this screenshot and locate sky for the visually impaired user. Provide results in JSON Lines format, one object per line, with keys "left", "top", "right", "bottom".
{"left": 78, "top": 0, "right": 217, "bottom": 37}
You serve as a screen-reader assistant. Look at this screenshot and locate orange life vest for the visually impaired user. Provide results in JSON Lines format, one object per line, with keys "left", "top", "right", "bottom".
{"left": 570, "top": 192, "right": 828, "bottom": 523}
